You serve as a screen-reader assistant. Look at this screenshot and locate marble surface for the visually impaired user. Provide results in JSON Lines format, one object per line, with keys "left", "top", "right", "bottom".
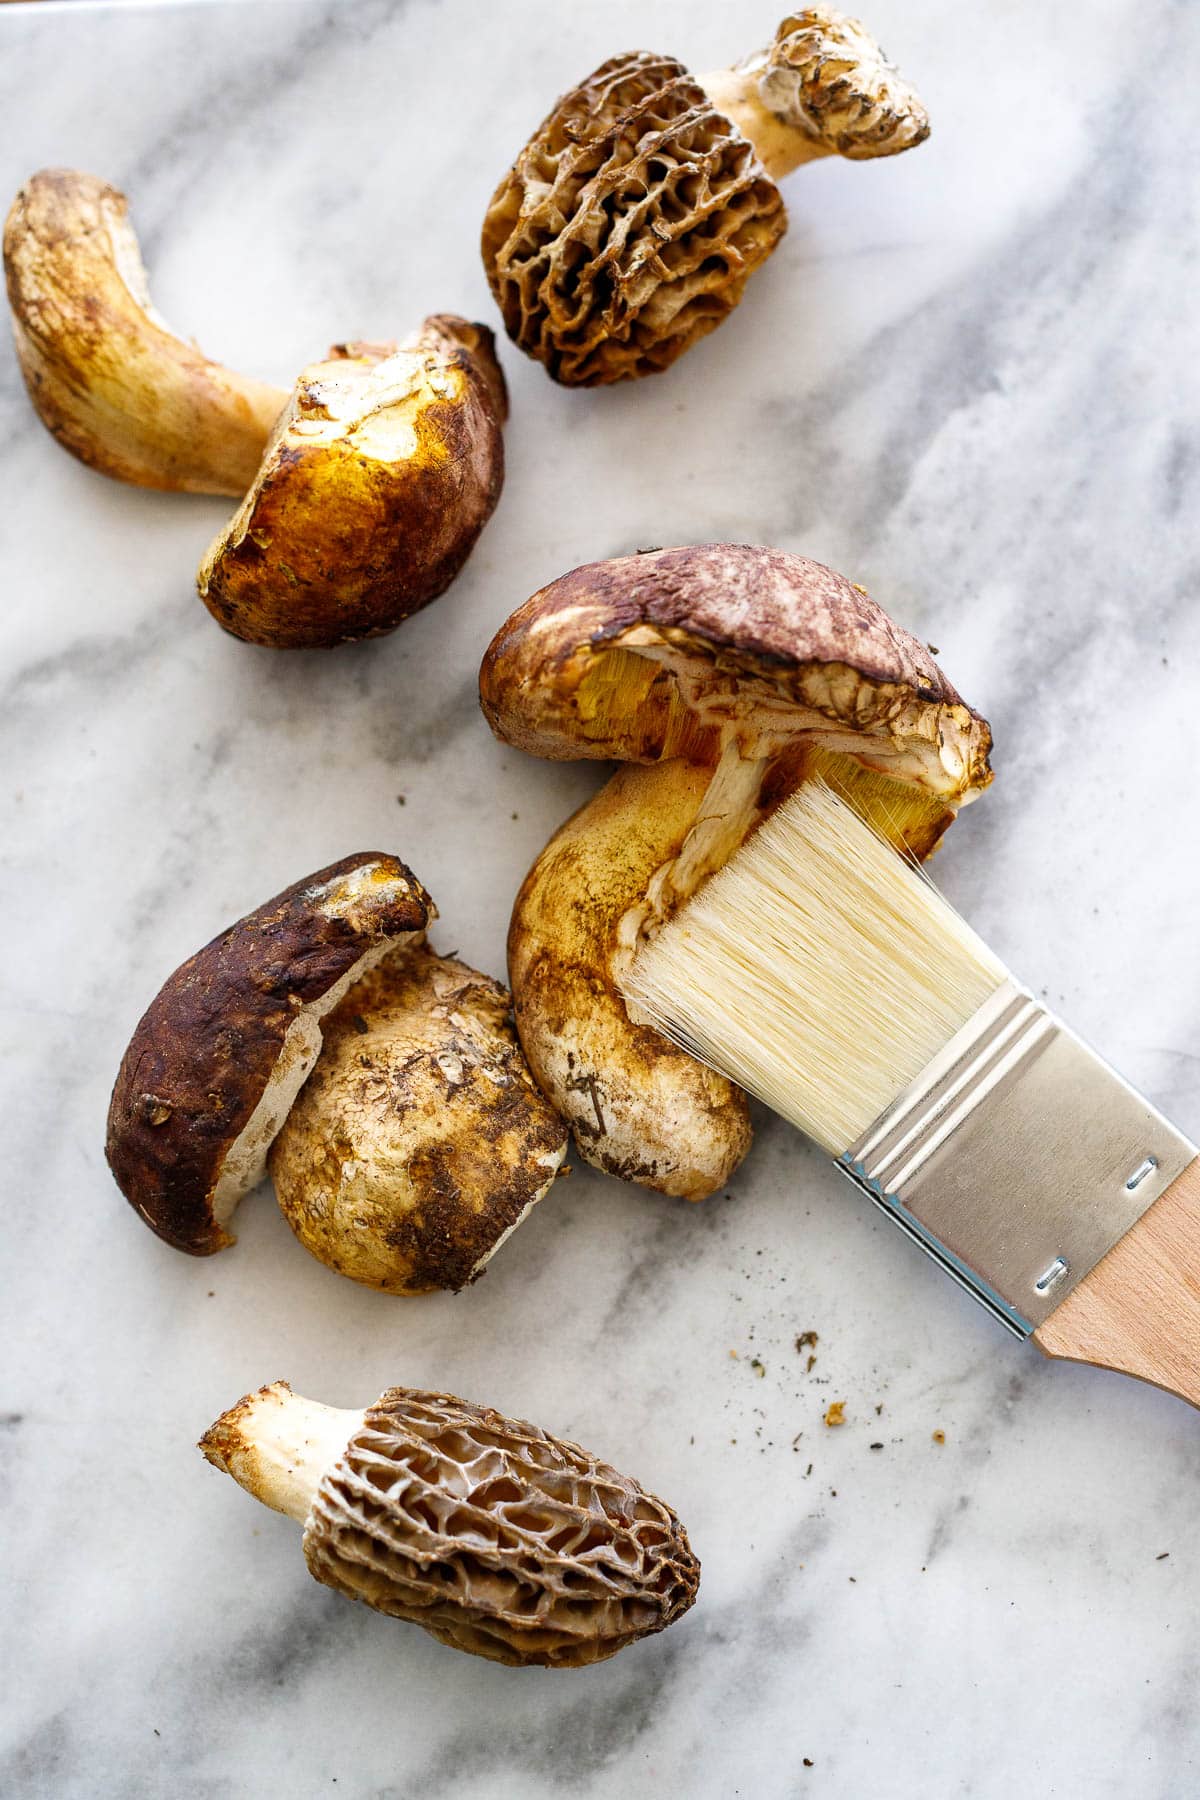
{"left": 3, "top": 0, "right": 1199, "bottom": 1794}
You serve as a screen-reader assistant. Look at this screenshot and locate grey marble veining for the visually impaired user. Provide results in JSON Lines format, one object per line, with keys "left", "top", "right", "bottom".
{"left": 2, "top": 1, "right": 1199, "bottom": 1795}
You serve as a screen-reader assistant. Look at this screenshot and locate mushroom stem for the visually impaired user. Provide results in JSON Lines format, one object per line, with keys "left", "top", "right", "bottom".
{"left": 698, "top": 8, "right": 930, "bottom": 181}
{"left": 699, "top": 66, "right": 833, "bottom": 177}
{"left": 199, "top": 1381, "right": 363, "bottom": 1522}
{"left": 508, "top": 757, "right": 752, "bottom": 1198}
{"left": 4, "top": 169, "right": 287, "bottom": 495}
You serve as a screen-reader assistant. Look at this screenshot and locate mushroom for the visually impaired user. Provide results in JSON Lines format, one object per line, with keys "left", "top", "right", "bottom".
{"left": 268, "top": 946, "right": 568, "bottom": 1293}
{"left": 481, "top": 8, "right": 929, "bottom": 385}
{"left": 106, "top": 855, "right": 433, "bottom": 1255}
{"left": 200, "top": 1380, "right": 700, "bottom": 1667}
{"left": 3, "top": 169, "right": 285, "bottom": 494}
{"left": 106, "top": 858, "right": 568, "bottom": 1286}
{"left": 197, "top": 316, "right": 509, "bottom": 649}
{"left": 5, "top": 170, "right": 509, "bottom": 649}
{"left": 480, "top": 543, "right": 993, "bottom": 1197}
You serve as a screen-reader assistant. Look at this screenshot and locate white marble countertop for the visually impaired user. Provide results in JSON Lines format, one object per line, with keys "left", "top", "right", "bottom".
{"left": 3, "top": 0, "right": 1199, "bottom": 1794}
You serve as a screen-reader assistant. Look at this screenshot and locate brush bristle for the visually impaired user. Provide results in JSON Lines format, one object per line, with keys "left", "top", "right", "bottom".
{"left": 621, "top": 783, "right": 1007, "bottom": 1157}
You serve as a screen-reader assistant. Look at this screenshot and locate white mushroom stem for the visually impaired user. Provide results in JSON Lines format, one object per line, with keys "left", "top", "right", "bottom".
{"left": 699, "top": 7, "right": 930, "bottom": 181}
{"left": 200, "top": 1382, "right": 364, "bottom": 1523}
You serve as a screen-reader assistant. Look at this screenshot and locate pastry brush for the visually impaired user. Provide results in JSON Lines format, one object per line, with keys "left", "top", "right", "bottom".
{"left": 621, "top": 782, "right": 1200, "bottom": 1407}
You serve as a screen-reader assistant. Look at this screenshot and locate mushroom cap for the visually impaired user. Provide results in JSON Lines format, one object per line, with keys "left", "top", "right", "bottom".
{"left": 481, "top": 55, "right": 786, "bottom": 386}
{"left": 268, "top": 946, "right": 568, "bottom": 1293}
{"left": 106, "top": 856, "right": 432, "bottom": 1255}
{"left": 3, "top": 168, "right": 285, "bottom": 495}
{"left": 197, "top": 316, "right": 508, "bottom": 649}
{"left": 303, "top": 1386, "right": 700, "bottom": 1666}
{"left": 481, "top": 543, "right": 993, "bottom": 802}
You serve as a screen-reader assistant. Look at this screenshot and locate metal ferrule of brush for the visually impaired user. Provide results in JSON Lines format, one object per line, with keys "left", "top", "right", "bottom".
{"left": 838, "top": 979, "right": 1197, "bottom": 1336}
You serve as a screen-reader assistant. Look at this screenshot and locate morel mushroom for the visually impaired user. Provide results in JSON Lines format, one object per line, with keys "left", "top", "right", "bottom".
{"left": 106, "top": 859, "right": 566, "bottom": 1285}
{"left": 269, "top": 946, "right": 567, "bottom": 1293}
{"left": 3, "top": 169, "right": 285, "bottom": 494}
{"left": 201, "top": 1381, "right": 700, "bottom": 1667}
{"left": 197, "top": 317, "right": 508, "bottom": 649}
{"left": 481, "top": 8, "right": 928, "bottom": 384}
{"left": 480, "top": 543, "right": 993, "bottom": 1197}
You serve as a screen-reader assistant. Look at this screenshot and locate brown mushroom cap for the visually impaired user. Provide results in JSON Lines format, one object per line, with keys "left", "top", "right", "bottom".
{"left": 482, "top": 53, "right": 785, "bottom": 386}
{"left": 481, "top": 11, "right": 928, "bottom": 385}
{"left": 482, "top": 543, "right": 991, "bottom": 794}
{"left": 106, "top": 856, "right": 432, "bottom": 1255}
{"left": 268, "top": 946, "right": 568, "bottom": 1293}
{"left": 201, "top": 1381, "right": 700, "bottom": 1668}
{"left": 197, "top": 316, "right": 507, "bottom": 649}
{"left": 481, "top": 544, "right": 993, "bottom": 1196}
{"left": 3, "top": 169, "right": 286, "bottom": 494}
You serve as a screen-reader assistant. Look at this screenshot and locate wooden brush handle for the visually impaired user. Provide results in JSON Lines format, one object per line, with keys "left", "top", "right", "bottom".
{"left": 1034, "top": 1157, "right": 1200, "bottom": 1408}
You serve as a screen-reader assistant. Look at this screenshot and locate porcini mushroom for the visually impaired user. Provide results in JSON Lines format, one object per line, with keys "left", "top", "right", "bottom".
{"left": 201, "top": 1380, "right": 700, "bottom": 1667}
{"left": 106, "top": 858, "right": 567, "bottom": 1286}
{"left": 268, "top": 946, "right": 567, "bottom": 1293}
{"left": 481, "top": 8, "right": 929, "bottom": 384}
{"left": 197, "top": 316, "right": 508, "bottom": 649}
{"left": 480, "top": 543, "right": 993, "bottom": 1197}
{"left": 6, "top": 170, "right": 510, "bottom": 649}
{"left": 3, "top": 169, "right": 285, "bottom": 494}
{"left": 106, "top": 855, "right": 433, "bottom": 1255}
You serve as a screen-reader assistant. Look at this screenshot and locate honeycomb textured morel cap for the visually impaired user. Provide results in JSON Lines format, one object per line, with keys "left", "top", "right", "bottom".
{"left": 201, "top": 1381, "right": 699, "bottom": 1668}
{"left": 482, "top": 53, "right": 786, "bottom": 386}
{"left": 306, "top": 1389, "right": 699, "bottom": 1666}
